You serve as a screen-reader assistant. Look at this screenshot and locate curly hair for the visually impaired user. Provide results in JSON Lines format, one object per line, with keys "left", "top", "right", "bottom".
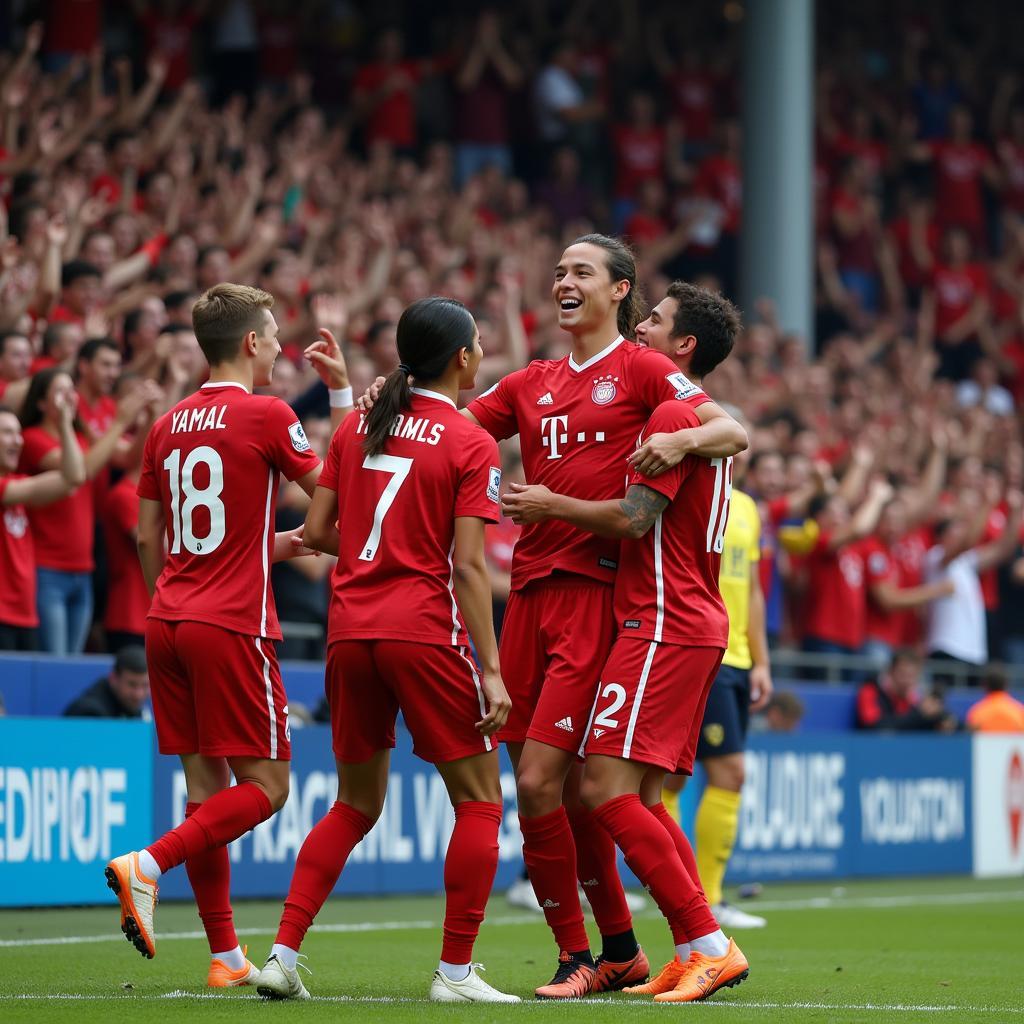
{"left": 666, "top": 281, "right": 742, "bottom": 378}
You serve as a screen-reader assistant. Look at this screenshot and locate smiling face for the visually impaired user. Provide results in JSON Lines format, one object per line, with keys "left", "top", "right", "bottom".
{"left": 634, "top": 297, "right": 680, "bottom": 357}
{"left": 252, "top": 309, "right": 281, "bottom": 388}
{"left": 0, "top": 410, "right": 23, "bottom": 473}
{"left": 551, "top": 243, "right": 625, "bottom": 336}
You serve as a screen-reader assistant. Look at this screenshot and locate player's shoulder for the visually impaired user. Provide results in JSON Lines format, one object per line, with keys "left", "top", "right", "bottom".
{"left": 646, "top": 398, "right": 702, "bottom": 432}
{"left": 451, "top": 407, "right": 500, "bottom": 452}
{"left": 621, "top": 341, "right": 706, "bottom": 395}
{"left": 619, "top": 339, "right": 674, "bottom": 371}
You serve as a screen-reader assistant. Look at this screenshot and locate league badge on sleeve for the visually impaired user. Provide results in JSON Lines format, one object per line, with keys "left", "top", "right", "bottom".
{"left": 288, "top": 421, "right": 312, "bottom": 453}
{"left": 487, "top": 466, "right": 502, "bottom": 503}
{"left": 666, "top": 371, "right": 702, "bottom": 400}
{"left": 591, "top": 374, "right": 618, "bottom": 405}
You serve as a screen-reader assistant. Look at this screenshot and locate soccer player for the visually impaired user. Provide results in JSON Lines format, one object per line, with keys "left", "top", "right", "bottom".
{"left": 105, "top": 284, "right": 352, "bottom": 987}
{"left": 257, "top": 297, "right": 519, "bottom": 1004}
{"left": 663, "top": 425, "right": 774, "bottom": 930}
{"left": 503, "top": 282, "right": 749, "bottom": 1003}
{"left": 360, "top": 236, "right": 747, "bottom": 998}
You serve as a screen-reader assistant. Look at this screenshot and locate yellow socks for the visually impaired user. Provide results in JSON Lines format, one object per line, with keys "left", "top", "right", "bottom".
{"left": 694, "top": 786, "right": 741, "bottom": 907}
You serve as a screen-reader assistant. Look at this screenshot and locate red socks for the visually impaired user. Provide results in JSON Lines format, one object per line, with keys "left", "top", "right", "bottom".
{"left": 441, "top": 801, "right": 503, "bottom": 964}
{"left": 567, "top": 807, "right": 633, "bottom": 937}
{"left": 649, "top": 801, "right": 707, "bottom": 901}
{"left": 276, "top": 801, "right": 374, "bottom": 951}
{"left": 182, "top": 801, "right": 237, "bottom": 954}
{"left": 148, "top": 782, "right": 273, "bottom": 874}
{"left": 592, "top": 794, "right": 718, "bottom": 944}
{"left": 520, "top": 807, "right": 589, "bottom": 953}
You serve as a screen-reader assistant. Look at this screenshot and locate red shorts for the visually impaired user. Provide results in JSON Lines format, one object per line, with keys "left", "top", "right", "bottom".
{"left": 584, "top": 638, "right": 724, "bottom": 773}
{"left": 326, "top": 640, "right": 493, "bottom": 764}
{"left": 498, "top": 577, "right": 614, "bottom": 753}
{"left": 146, "top": 619, "right": 291, "bottom": 761}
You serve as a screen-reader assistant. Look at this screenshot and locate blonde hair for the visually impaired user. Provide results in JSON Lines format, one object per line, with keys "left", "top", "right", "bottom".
{"left": 192, "top": 283, "right": 274, "bottom": 366}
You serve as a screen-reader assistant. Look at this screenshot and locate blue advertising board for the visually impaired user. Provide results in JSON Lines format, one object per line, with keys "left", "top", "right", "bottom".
{"left": 727, "top": 733, "right": 973, "bottom": 882}
{"left": 0, "top": 718, "right": 153, "bottom": 906}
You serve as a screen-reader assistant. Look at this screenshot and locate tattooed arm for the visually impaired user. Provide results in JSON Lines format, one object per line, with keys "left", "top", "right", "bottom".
{"left": 501, "top": 482, "right": 669, "bottom": 539}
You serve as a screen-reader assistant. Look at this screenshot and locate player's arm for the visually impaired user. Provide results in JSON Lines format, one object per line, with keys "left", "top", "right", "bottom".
{"left": 747, "top": 562, "right": 774, "bottom": 713}
{"left": 302, "top": 482, "right": 340, "bottom": 557}
{"left": 304, "top": 328, "right": 353, "bottom": 432}
{"left": 137, "top": 497, "right": 166, "bottom": 596}
{"left": 503, "top": 481, "right": 669, "bottom": 540}
{"left": 629, "top": 401, "right": 747, "bottom": 476}
{"left": 452, "top": 515, "right": 511, "bottom": 737}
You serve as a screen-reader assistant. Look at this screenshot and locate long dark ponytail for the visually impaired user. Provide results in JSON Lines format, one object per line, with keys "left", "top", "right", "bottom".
{"left": 570, "top": 233, "right": 646, "bottom": 338}
{"left": 362, "top": 296, "right": 477, "bottom": 458}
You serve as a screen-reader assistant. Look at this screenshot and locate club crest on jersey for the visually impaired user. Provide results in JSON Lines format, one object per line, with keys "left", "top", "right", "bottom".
{"left": 591, "top": 374, "right": 618, "bottom": 405}
{"left": 288, "top": 421, "right": 311, "bottom": 453}
{"left": 666, "top": 371, "right": 701, "bottom": 400}
{"left": 487, "top": 466, "right": 501, "bottom": 503}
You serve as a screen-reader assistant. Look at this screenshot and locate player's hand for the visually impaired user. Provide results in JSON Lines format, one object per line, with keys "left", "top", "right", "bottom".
{"left": 356, "top": 376, "right": 387, "bottom": 413}
{"left": 748, "top": 664, "right": 774, "bottom": 712}
{"left": 476, "top": 670, "right": 511, "bottom": 736}
{"left": 304, "top": 328, "right": 350, "bottom": 390}
{"left": 502, "top": 482, "right": 554, "bottom": 524}
{"left": 628, "top": 431, "right": 691, "bottom": 477}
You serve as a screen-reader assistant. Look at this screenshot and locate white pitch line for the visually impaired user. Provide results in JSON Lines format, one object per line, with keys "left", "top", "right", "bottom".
{"left": 1, "top": 889, "right": 1021, "bottom": 950}
{"left": 2, "top": 993, "right": 1022, "bottom": 1014}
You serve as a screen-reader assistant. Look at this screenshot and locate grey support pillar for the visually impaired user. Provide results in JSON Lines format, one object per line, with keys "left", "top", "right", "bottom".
{"left": 740, "top": 0, "right": 815, "bottom": 349}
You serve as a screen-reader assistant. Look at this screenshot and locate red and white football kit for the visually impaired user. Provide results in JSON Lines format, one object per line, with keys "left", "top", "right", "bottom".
{"left": 137, "top": 381, "right": 321, "bottom": 760}
{"left": 586, "top": 401, "right": 730, "bottom": 774}
{"left": 467, "top": 336, "right": 710, "bottom": 751}
{"left": 319, "top": 388, "right": 501, "bottom": 765}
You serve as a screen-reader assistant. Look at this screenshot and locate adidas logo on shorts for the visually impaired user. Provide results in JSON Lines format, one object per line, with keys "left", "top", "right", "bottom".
{"left": 542, "top": 898, "right": 561, "bottom": 908}
{"left": 593, "top": 727, "right": 605, "bottom": 739}
{"left": 554, "top": 717, "right": 574, "bottom": 733}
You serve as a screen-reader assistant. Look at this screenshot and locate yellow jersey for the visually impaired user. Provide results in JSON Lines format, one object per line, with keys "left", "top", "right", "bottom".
{"left": 719, "top": 489, "right": 760, "bottom": 669}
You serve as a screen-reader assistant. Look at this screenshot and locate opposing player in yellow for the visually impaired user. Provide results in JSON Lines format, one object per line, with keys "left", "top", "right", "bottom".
{"left": 664, "top": 439, "right": 772, "bottom": 929}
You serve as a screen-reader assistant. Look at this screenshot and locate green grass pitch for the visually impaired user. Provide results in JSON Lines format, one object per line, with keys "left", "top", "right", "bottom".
{"left": 1, "top": 876, "right": 1022, "bottom": 1023}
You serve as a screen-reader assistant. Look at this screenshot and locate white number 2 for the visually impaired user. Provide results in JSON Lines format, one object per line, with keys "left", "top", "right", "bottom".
{"left": 359, "top": 454, "right": 413, "bottom": 561}
{"left": 593, "top": 682, "right": 627, "bottom": 730}
{"left": 706, "top": 457, "right": 733, "bottom": 554}
{"left": 162, "top": 446, "right": 226, "bottom": 555}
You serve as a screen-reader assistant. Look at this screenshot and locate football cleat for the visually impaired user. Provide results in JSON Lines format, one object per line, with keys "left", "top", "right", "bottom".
{"left": 713, "top": 901, "right": 766, "bottom": 929}
{"left": 207, "top": 945, "right": 260, "bottom": 987}
{"left": 623, "top": 956, "right": 686, "bottom": 995}
{"left": 654, "top": 939, "right": 749, "bottom": 1003}
{"left": 256, "top": 954, "right": 311, "bottom": 1000}
{"left": 429, "top": 964, "right": 521, "bottom": 1003}
{"left": 592, "top": 945, "right": 650, "bottom": 992}
{"left": 104, "top": 852, "right": 158, "bottom": 959}
{"left": 534, "top": 951, "right": 596, "bottom": 1000}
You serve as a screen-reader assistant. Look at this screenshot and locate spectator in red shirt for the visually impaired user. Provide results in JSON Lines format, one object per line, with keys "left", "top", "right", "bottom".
{"left": 919, "top": 227, "right": 991, "bottom": 380}
{"left": 50, "top": 260, "right": 103, "bottom": 327}
{"left": 452, "top": 9, "right": 524, "bottom": 187}
{"left": 0, "top": 397, "right": 85, "bottom": 650}
{"left": 18, "top": 368, "right": 155, "bottom": 654}
{"left": 33, "top": 322, "right": 84, "bottom": 376}
{"left": 75, "top": 338, "right": 121, "bottom": 442}
{"left": 103, "top": 469, "right": 150, "bottom": 653}
{"left": 0, "top": 331, "right": 33, "bottom": 412}
{"left": 691, "top": 119, "right": 742, "bottom": 294}
{"left": 856, "top": 649, "right": 957, "bottom": 732}
{"left": 830, "top": 157, "right": 884, "bottom": 313}
{"left": 135, "top": 0, "right": 202, "bottom": 91}
{"left": 887, "top": 188, "right": 939, "bottom": 306}
{"left": 611, "top": 91, "right": 668, "bottom": 223}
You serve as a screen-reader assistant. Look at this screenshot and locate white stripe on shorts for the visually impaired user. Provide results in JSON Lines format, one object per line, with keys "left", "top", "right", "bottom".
{"left": 622, "top": 641, "right": 659, "bottom": 760}
{"left": 254, "top": 636, "right": 277, "bottom": 760}
{"left": 458, "top": 645, "right": 492, "bottom": 753}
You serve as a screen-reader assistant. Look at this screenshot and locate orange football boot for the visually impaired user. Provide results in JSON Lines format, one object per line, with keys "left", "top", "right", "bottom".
{"left": 592, "top": 946, "right": 650, "bottom": 992}
{"left": 534, "top": 951, "right": 596, "bottom": 1000}
{"left": 654, "top": 939, "right": 749, "bottom": 1003}
{"left": 207, "top": 945, "right": 260, "bottom": 987}
{"left": 623, "top": 956, "right": 686, "bottom": 995}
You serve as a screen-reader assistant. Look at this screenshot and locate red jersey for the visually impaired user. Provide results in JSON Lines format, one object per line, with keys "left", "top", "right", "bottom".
{"left": 803, "top": 534, "right": 866, "bottom": 649}
{"left": 997, "top": 139, "right": 1024, "bottom": 213}
{"left": 931, "top": 263, "right": 989, "bottom": 335}
{"left": 353, "top": 62, "right": 421, "bottom": 148}
{"left": 0, "top": 476, "right": 37, "bottom": 627}
{"left": 18, "top": 427, "right": 94, "bottom": 573}
{"left": 613, "top": 402, "right": 729, "bottom": 647}
{"left": 862, "top": 536, "right": 900, "bottom": 645}
{"left": 137, "top": 382, "right": 321, "bottom": 639}
{"left": 103, "top": 475, "right": 149, "bottom": 636}
{"left": 611, "top": 124, "right": 666, "bottom": 199}
{"left": 694, "top": 156, "right": 742, "bottom": 234}
{"left": 930, "top": 140, "right": 989, "bottom": 230}
{"left": 667, "top": 69, "right": 715, "bottom": 142}
{"left": 467, "top": 338, "right": 710, "bottom": 592}
{"left": 893, "top": 525, "right": 931, "bottom": 645}
{"left": 320, "top": 389, "right": 501, "bottom": 646}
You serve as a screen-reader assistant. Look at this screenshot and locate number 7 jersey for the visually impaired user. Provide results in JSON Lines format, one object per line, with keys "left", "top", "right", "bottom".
{"left": 318, "top": 388, "right": 502, "bottom": 647}
{"left": 138, "top": 382, "right": 322, "bottom": 639}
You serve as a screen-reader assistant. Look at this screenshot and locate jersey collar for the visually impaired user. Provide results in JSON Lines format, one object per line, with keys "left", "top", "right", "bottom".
{"left": 410, "top": 386, "right": 457, "bottom": 410}
{"left": 200, "top": 381, "right": 248, "bottom": 392}
{"left": 568, "top": 335, "right": 624, "bottom": 373}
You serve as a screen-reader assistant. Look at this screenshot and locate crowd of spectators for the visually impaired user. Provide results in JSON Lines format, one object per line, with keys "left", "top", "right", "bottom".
{"left": 1, "top": 1, "right": 1024, "bottom": 697}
